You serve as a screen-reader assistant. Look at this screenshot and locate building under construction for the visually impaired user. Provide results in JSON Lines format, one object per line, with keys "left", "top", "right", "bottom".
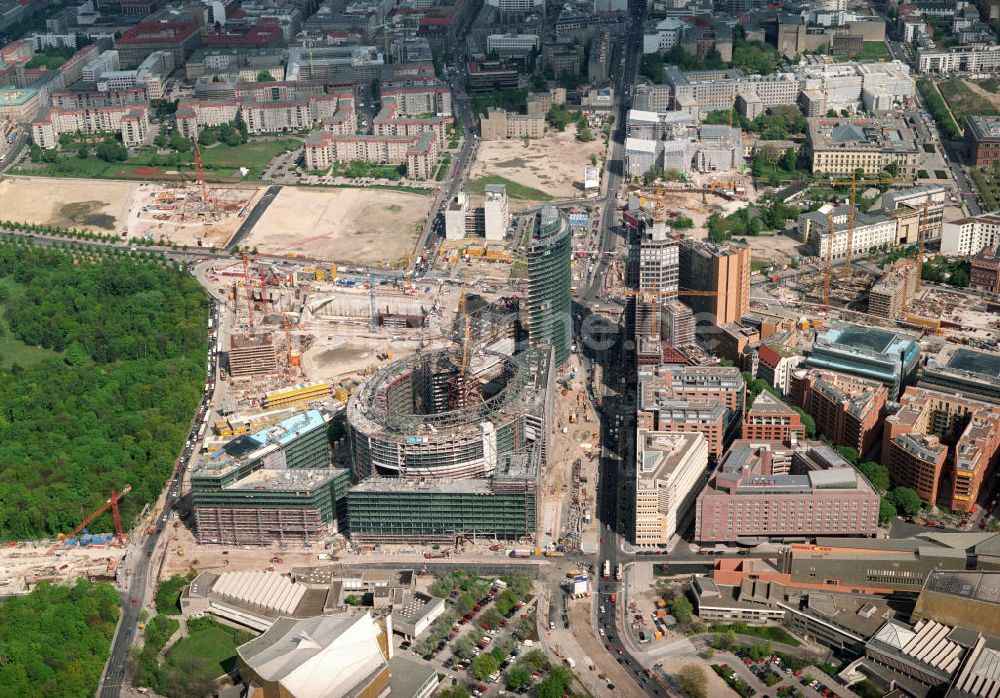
{"left": 347, "top": 449, "right": 539, "bottom": 544}
{"left": 346, "top": 346, "right": 554, "bottom": 481}
{"left": 228, "top": 333, "right": 279, "bottom": 378}
{"left": 191, "top": 409, "right": 351, "bottom": 545}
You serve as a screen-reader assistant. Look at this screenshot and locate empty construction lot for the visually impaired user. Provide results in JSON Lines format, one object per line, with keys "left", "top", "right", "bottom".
{"left": 245, "top": 186, "right": 434, "bottom": 264}
{"left": 0, "top": 176, "right": 134, "bottom": 231}
{"left": 468, "top": 125, "right": 607, "bottom": 206}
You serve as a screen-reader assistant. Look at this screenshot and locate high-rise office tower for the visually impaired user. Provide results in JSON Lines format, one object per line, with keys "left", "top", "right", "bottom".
{"left": 526, "top": 204, "right": 572, "bottom": 367}
{"left": 677, "top": 238, "right": 750, "bottom": 327}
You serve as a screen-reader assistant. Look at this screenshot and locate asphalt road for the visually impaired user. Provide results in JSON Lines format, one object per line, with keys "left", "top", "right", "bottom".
{"left": 229, "top": 185, "right": 282, "bottom": 249}
{"left": 580, "top": 3, "right": 680, "bottom": 695}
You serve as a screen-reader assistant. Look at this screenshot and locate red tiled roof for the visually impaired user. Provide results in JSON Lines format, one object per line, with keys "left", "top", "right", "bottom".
{"left": 757, "top": 344, "right": 782, "bottom": 370}
{"left": 116, "top": 21, "right": 199, "bottom": 45}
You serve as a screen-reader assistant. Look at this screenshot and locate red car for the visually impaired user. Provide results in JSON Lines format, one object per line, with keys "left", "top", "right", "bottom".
{"left": 617, "top": 648, "right": 624, "bottom": 655}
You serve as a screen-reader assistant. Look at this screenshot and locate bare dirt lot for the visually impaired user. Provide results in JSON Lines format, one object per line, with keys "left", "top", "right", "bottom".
{"left": 246, "top": 187, "right": 433, "bottom": 264}
{"left": 0, "top": 176, "right": 134, "bottom": 231}
{"left": 469, "top": 125, "right": 607, "bottom": 206}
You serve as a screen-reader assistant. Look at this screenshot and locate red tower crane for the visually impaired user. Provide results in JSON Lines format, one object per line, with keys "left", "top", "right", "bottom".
{"left": 241, "top": 250, "right": 256, "bottom": 329}
{"left": 192, "top": 139, "right": 211, "bottom": 206}
{"left": 48, "top": 484, "right": 132, "bottom": 554}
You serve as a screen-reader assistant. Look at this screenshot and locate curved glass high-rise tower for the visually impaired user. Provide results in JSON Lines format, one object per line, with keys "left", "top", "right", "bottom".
{"left": 526, "top": 204, "right": 572, "bottom": 367}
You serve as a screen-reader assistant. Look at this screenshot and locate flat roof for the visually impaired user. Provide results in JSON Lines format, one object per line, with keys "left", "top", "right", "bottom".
{"left": 947, "top": 348, "right": 1000, "bottom": 380}
{"left": 923, "top": 570, "right": 1000, "bottom": 606}
{"left": 0, "top": 86, "right": 38, "bottom": 106}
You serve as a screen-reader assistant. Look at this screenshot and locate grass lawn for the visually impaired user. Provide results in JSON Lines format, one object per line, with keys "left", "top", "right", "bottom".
{"left": 978, "top": 78, "right": 1000, "bottom": 93}
{"left": 841, "top": 41, "right": 891, "bottom": 61}
{"left": 467, "top": 175, "right": 552, "bottom": 201}
{"left": 709, "top": 623, "right": 802, "bottom": 647}
{"left": 199, "top": 139, "right": 300, "bottom": 174}
{"left": 0, "top": 278, "right": 62, "bottom": 369}
{"left": 938, "top": 79, "right": 1000, "bottom": 124}
{"left": 161, "top": 619, "right": 254, "bottom": 686}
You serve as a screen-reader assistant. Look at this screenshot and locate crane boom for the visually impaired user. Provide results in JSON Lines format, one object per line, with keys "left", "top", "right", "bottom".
{"left": 916, "top": 201, "right": 928, "bottom": 291}
{"left": 49, "top": 484, "right": 132, "bottom": 554}
{"left": 242, "top": 250, "right": 256, "bottom": 329}
{"left": 823, "top": 211, "right": 834, "bottom": 305}
{"left": 844, "top": 173, "right": 857, "bottom": 280}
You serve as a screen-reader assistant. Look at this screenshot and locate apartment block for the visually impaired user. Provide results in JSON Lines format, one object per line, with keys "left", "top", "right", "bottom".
{"left": 883, "top": 386, "right": 1000, "bottom": 511}
{"left": 743, "top": 392, "right": 806, "bottom": 443}
{"left": 791, "top": 368, "right": 888, "bottom": 457}
{"left": 479, "top": 108, "right": 546, "bottom": 140}
{"left": 942, "top": 212, "right": 1000, "bottom": 257}
{"left": 634, "top": 431, "right": 708, "bottom": 546}
{"left": 31, "top": 104, "right": 149, "bottom": 149}
{"left": 373, "top": 98, "right": 447, "bottom": 149}
{"left": 380, "top": 85, "right": 451, "bottom": 117}
{"left": 636, "top": 394, "right": 728, "bottom": 461}
{"left": 807, "top": 117, "right": 919, "bottom": 179}
{"left": 695, "top": 440, "right": 879, "bottom": 542}
{"left": 304, "top": 131, "right": 439, "bottom": 179}
{"left": 51, "top": 88, "right": 148, "bottom": 110}
{"left": 918, "top": 44, "right": 1000, "bottom": 74}
{"left": 639, "top": 363, "right": 747, "bottom": 413}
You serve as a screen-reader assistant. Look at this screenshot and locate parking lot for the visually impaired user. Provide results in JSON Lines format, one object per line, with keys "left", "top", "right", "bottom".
{"left": 715, "top": 650, "right": 861, "bottom": 698}
{"left": 394, "top": 577, "right": 546, "bottom": 696}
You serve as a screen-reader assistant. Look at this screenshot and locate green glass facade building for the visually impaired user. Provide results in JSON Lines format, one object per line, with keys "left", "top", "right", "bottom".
{"left": 191, "top": 409, "right": 351, "bottom": 545}
{"left": 347, "top": 451, "right": 538, "bottom": 544}
{"left": 526, "top": 204, "right": 572, "bottom": 367}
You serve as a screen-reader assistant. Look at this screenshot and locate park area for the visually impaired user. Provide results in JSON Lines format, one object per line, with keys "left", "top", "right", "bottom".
{"left": 246, "top": 186, "right": 434, "bottom": 264}
{"left": 468, "top": 125, "right": 605, "bottom": 208}
{"left": 16, "top": 138, "right": 301, "bottom": 181}
{"left": 937, "top": 79, "right": 1000, "bottom": 125}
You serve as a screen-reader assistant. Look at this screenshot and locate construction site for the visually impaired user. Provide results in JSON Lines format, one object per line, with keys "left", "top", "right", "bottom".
{"left": 626, "top": 180, "right": 755, "bottom": 238}
{"left": 123, "top": 182, "right": 262, "bottom": 248}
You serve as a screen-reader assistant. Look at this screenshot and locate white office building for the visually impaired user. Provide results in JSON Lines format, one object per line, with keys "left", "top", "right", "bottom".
{"left": 484, "top": 184, "right": 510, "bottom": 241}
{"left": 634, "top": 431, "right": 708, "bottom": 546}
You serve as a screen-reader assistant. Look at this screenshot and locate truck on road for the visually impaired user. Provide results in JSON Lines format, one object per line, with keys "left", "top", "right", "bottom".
{"left": 603, "top": 560, "right": 611, "bottom": 579}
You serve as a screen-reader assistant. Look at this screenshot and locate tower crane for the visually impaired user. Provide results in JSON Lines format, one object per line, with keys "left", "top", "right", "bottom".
{"left": 192, "top": 138, "right": 211, "bottom": 206}
{"left": 48, "top": 484, "right": 132, "bottom": 555}
{"left": 823, "top": 211, "right": 835, "bottom": 305}
{"left": 241, "top": 250, "right": 256, "bottom": 329}
{"left": 822, "top": 173, "right": 903, "bottom": 281}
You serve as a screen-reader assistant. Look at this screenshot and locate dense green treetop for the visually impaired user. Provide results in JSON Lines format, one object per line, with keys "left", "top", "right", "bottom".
{"left": 0, "top": 243, "right": 207, "bottom": 540}
{"left": 0, "top": 579, "right": 120, "bottom": 697}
